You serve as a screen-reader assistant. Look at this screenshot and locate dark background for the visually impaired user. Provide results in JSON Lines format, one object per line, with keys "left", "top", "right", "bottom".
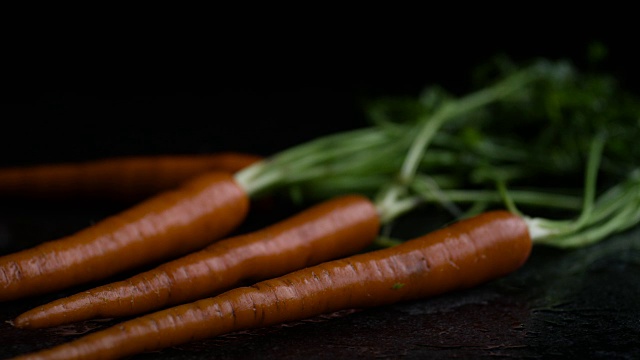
{"left": 2, "top": 29, "right": 638, "bottom": 166}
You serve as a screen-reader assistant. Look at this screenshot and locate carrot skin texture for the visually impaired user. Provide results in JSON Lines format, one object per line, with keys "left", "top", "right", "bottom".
{"left": 13, "top": 195, "right": 381, "bottom": 328}
{"left": 12, "top": 210, "right": 531, "bottom": 360}
{"left": 0, "top": 172, "right": 249, "bottom": 302}
{"left": 0, "top": 152, "right": 261, "bottom": 201}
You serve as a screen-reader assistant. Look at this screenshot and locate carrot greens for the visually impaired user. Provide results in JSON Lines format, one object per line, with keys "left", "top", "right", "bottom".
{"left": 389, "top": 56, "right": 640, "bottom": 249}
{"left": 321, "top": 55, "right": 640, "bottom": 251}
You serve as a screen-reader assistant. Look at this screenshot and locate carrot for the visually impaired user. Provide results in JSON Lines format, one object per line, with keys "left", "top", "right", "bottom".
{"left": 13, "top": 194, "right": 381, "bottom": 329}
{"left": 0, "top": 152, "right": 262, "bottom": 201}
{"left": 10, "top": 210, "right": 533, "bottom": 360}
{"left": 0, "top": 172, "right": 249, "bottom": 302}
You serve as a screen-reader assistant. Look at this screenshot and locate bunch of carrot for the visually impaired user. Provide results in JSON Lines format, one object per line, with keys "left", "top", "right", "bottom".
{"left": 4, "top": 56, "right": 640, "bottom": 360}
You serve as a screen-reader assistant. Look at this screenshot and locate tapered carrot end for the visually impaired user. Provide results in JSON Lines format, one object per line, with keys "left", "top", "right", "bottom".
{"left": 13, "top": 312, "right": 35, "bottom": 329}
{"left": 14, "top": 307, "right": 72, "bottom": 329}
{"left": 13, "top": 295, "right": 99, "bottom": 329}
{"left": 13, "top": 307, "right": 49, "bottom": 329}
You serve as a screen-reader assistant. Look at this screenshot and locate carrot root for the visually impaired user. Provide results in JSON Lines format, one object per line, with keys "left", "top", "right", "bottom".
{"left": 12, "top": 210, "right": 532, "bottom": 360}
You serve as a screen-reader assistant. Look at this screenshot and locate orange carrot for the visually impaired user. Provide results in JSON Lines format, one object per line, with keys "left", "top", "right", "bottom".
{"left": 0, "top": 152, "right": 262, "bottom": 201}
{"left": 0, "top": 172, "right": 249, "bottom": 302}
{"left": 11, "top": 210, "right": 532, "bottom": 360}
{"left": 13, "top": 195, "right": 380, "bottom": 329}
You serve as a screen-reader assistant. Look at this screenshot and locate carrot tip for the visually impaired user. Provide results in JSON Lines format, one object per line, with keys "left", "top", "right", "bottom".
{"left": 12, "top": 317, "right": 27, "bottom": 328}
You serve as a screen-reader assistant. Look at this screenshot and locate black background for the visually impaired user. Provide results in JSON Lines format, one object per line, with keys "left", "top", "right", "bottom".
{"left": 2, "top": 27, "right": 638, "bottom": 166}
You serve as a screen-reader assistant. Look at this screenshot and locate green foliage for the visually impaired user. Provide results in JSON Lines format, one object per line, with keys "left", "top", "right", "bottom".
{"left": 363, "top": 51, "right": 640, "bottom": 248}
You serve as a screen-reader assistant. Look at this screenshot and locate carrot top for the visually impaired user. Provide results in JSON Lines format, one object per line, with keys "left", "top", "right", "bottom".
{"left": 360, "top": 55, "right": 640, "bottom": 250}
{"left": 515, "top": 137, "right": 640, "bottom": 248}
